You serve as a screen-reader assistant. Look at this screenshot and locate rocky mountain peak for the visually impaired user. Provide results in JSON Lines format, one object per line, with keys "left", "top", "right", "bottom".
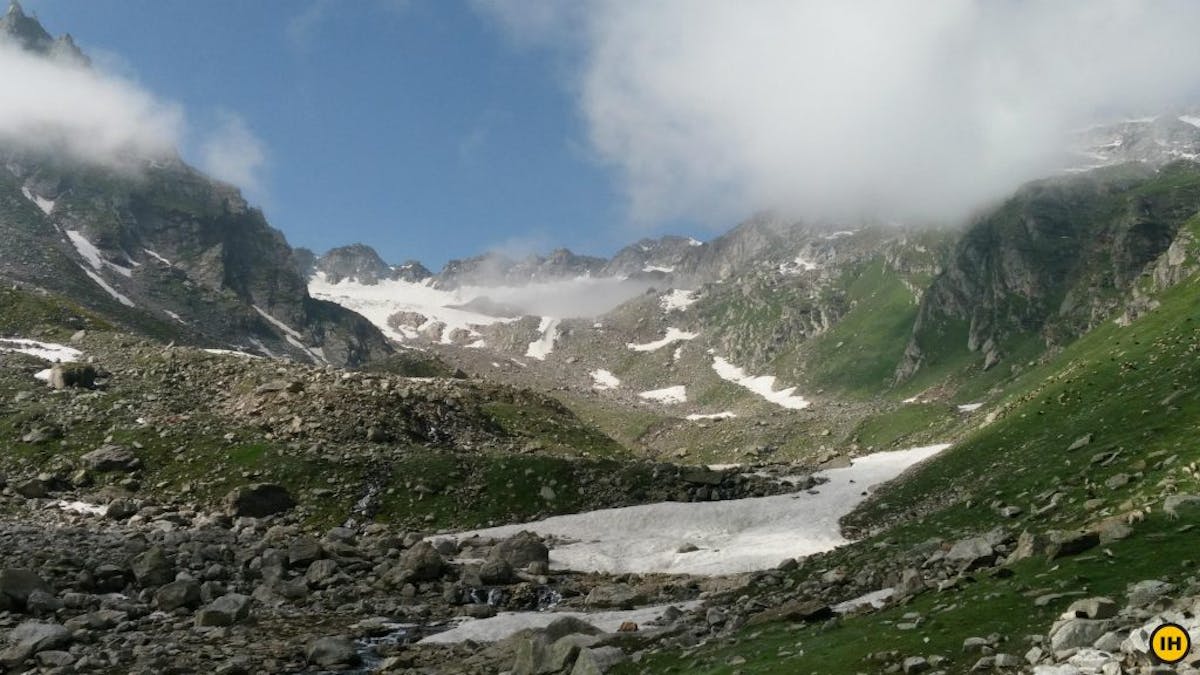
{"left": 0, "top": 1, "right": 88, "bottom": 64}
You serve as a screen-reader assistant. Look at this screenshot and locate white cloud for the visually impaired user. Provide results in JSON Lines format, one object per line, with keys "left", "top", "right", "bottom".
{"left": 479, "top": 1, "right": 1200, "bottom": 227}
{"left": 199, "top": 111, "right": 268, "bottom": 196}
{"left": 0, "top": 42, "right": 182, "bottom": 165}
{"left": 0, "top": 39, "right": 269, "bottom": 197}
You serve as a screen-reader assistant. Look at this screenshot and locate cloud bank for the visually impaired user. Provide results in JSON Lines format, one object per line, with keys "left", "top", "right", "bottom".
{"left": 0, "top": 42, "right": 182, "bottom": 165}
{"left": 479, "top": 0, "right": 1200, "bottom": 226}
{"left": 0, "top": 42, "right": 267, "bottom": 196}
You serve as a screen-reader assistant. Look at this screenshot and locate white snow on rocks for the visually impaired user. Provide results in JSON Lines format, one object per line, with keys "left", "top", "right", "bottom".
{"left": 308, "top": 273, "right": 511, "bottom": 344}
{"left": 444, "top": 444, "right": 951, "bottom": 575}
{"left": 420, "top": 602, "right": 699, "bottom": 645}
{"left": 957, "top": 402, "right": 983, "bottom": 412}
{"left": 627, "top": 328, "right": 698, "bottom": 352}
{"left": 643, "top": 265, "right": 675, "bottom": 273}
{"left": 252, "top": 306, "right": 327, "bottom": 364}
{"left": 143, "top": 248, "right": 172, "bottom": 265}
{"left": 66, "top": 230, "right": 133, "bottom": 277}
{"left": 711, "top": 356, "right": 810, "bottom": 410}
{"left": 525, "top": 317, "right": 560, "bottom": 360}
{"left": 685, "top": 411, "right": 736, "bottom": 421}
{"left": 202, "top": 349, "right": 262, "bottom": 359}
{"left": 1179, "top": 115, "right": 1200, "bottom": 129}
{"left": 590, "top": 369, "right": 620, "bottom": 390}
{"left": 0, "top": 338, "right": 82, "bottom": 362}
{"left": 638, "top": 385, "right": 687, "bottom": 404}
{"left": 833, "top": 587, "right": 895, "bottom": 613}
{"left": 78, "top": 266, "right": 135, "bottom": 307}
{"left": 660, "top": 289, "right": 697, "bottom": 312}
{"left": 53, "top": 500, "right": 107, "bottom": 517}
{"left": 21, "top": 186, "right": 55, "bottom": 215}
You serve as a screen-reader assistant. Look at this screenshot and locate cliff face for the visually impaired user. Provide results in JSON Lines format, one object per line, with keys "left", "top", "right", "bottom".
{"left": 899, "top": 161, "right": 1200, "bottom": 378}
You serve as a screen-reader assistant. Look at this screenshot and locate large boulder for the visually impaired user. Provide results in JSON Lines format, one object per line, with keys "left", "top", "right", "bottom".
{"left": 130, "top": 547, "right": 174, "bottom": 588}
{"left": 48, "top": 363, "right": 95, "bottom": 389}
{"left": 154, "top": 580, "right": 202, "bottom": 611}
{"left": 398, "top": 541, "right": 445, "bottom": 582}
{"left": 0, "top": 569, "right": 52, "bottom": 611}
{"left": 80, "top": 444, "right": 140, "bottom": 472}
{"left": 0, "top": 622, "right": 71, "bottom": 668}
{"left": 305, "top": 636, "right": 361, "bottom": 668}
{"left": 490, "top": 531, "right": 550, "bottom": 569}
{"left": 224, "top": 483, "right": 295, "bottom": 518}
{"left": 195, "top": 593, "right": 253, "bottom": 627}
{"left": 945, "top": 537, "right": 995, "bottom": 569}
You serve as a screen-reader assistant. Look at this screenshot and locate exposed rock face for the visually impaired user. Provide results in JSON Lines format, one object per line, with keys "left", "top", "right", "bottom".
{"left": 224, "top": 484, "right": 296, "bottom": 518}
{"left": 900, "top": 162, "right": 1200, "bottom": 379}
{"left": 317, "top": 243, "right": 421, "bottom": 284}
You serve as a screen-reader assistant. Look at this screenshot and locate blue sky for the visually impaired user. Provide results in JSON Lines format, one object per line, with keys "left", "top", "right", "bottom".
{"left": 23, "top": 0, "right": 649, "bottom": 268}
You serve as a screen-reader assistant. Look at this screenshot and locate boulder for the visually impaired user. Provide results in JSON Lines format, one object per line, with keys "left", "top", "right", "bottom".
{"left": 48, "top": 363, "right": 95, "bottom": 389}
{"left": 80, "top": 444, "right": 140, "bottom": 472}
{"left": 154, "top": 580, "right": 202, "bottom": 611}
{"left": 195, "top": 593, "right": 252, "bottom": 627}
{"left": 1065, "top": 597, "right": 1117, "bottom": 620}
{"left": 1164, "top": 494, "right": 1200, "bottom": 518}
{"left": 288, "top": 537, "right": 324, "bottom": 567}
{"left": 131, "top": 547, "right": 174, "bottom": 587}
{"left": 946, "top": 537, "right": 995, "bottom": 569}
{"left": 305, "top": 559, "right": 339, "bottom": 588}
{"left": 0, "top": 568, "right": 51, "bottom": 611}
{"left": 398, "top": 541, "right": 445, "bottom": 582}
{"left": 478, "top": 558, "right": 514, "bottom": 585}
{"left": 305, "top": 636, "right": 360, "bottom": 667}
{"left": 1049, "top": 618, "right": 1113, "bottom": 653}
{"left": 490, "top": 531, "right": 550, "bottom": 569}
{"left": 223, "top": 483, "right": 295, "bottom": 518}
{"left": 746, "top": 599, "right": 833, "bottom": 626}
{"left": 0, "top": 622, "right": 71, "bottom": 668}
{"left": 584, "top": 584, "right": 644, "bottom": 610}
{"left": 1044, "top": 530, "right": 1100, "bottom": 560}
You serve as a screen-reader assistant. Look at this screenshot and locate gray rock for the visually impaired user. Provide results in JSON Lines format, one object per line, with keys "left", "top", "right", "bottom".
{"left": 1044, "top": 530, "right": 1099, "bottom": 559}
{"left": 490, "top": 531, "right": 550, "bottom": 569}
{"left": 35, "top": 650, "right": 75, "bottom": 667}
{"left": 195, "top": 593, "right": 252, "bottom": 627}
{"left": 1067, "top": 433, "right": 1093, "bottom": 451}
{"left": 0, "top": 621, "right": 70, "bottom": 668}
{"left": 223, "top": 483, "right": 295, "bottom": 518}
{"left": 305, "top": 636, "right": 360, "bottom": 667}
{"left": 14, "top": 477, "right": 49, "bottom": 499}
{"left": 0, "top": 568, "right": 52, "bottom": 611}
{"left": 305, "top": 559, "right": 339, "bottom": 588}
{"left": 398, "top": 541, "right": 445, "bottom": 582}
{"left": 288, "top": 537, "right": 323, "bottom": 567}
{"left": 80, "top": 444, "right": 140, "bottom": 472}
{"left": 1049, "top": 618, "right": 1112, "bottom": 652}
{"left": 1164, "top": 494, "right": 1200, "bottom": 518}
{"left": 105, "top": 498, "right": 139, "bottom": 520}
{"left": 584, "top": 584, "right": 644, "bottom": 609}
{"left": 48, "top": 362, "right": 95, "bottom": 389}
{"left": 1126, "top": 579, "right": 1174, "bottom": 608}
{"left": 155, "top": 580, "right": 201, "bottom": 611}
{"left": 478, "top": 558, "right": 513, "bottom": 585}
{"left": 1065, "top": 597, "right": 1117, "bottom": 620}
{"left": 946, "top": 537, "right": 994, "bottom": 569}
{"left": 131, "top": 547, "right": 173, "bottom": 587}
{"left": 903, "top": 655, "right": 930, "bottom": 673}
{"left": 25, "top": 589, "right": 62, "bottom": 616}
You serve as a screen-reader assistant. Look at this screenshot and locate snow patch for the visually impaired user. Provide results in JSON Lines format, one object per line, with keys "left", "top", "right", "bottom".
{"left": 66, "top": 230, "right": 133, "bottom": 277}
{"left": 21, "top": 186, "right": 54, "bottom": 214}
{"left": 143, "top": 248, "right": 172, "bottom": 265}
{"left": 202, "top": 348, "right": 262, "bottom": 359}
{"left": 711, "top": 356, "right": 810, "bottom": 410}
{"left": 638, "top": 385, "right": 687, "bottom": 404}
{"left": 443, "top": 444, "right": 951, "bottom": 575}
{"left": 54, "top": 500, "right": 107, "bottom": 517}
{"left": 253, "top": 306, "right": 327, "bottom": 364}
{"left": 525, "top": 317, "right": 560, "bottom": 360}
{"left": 957, "top": 402, "right": 983, "bottom": 412}
{"left": 0, "top": 338, "right": 82, "bottom": 362}
{"left": 687, "top": 237, "right": 703, "bottom": 247}
{"left": 660, "top": 289, "right": 697, "bottom": 312}
{"left": 1180, "top": 115, "right": 1200, "bottom": 129}
{"left": 833, "top": 587, "right": 895, "bottom": 613}
{"left": 643, "top": 265, "right": 675, "bottom": 273}
{"left": 686, "top": 411, "right": 736, "bottom": 421}
{"left": 163, "top": 310, "right": 186, "bottom": 324}
{"left": 79, "top": 265, "right": 135, "bottom": 306}
{"left": 420, "top": 602, "right": 699, "bottom": 645}
{"left": 590, "top": 369, "right": 620, "bottom": 390}
{"left": 627, "top": 328, "right": 698, "bottom": 352}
